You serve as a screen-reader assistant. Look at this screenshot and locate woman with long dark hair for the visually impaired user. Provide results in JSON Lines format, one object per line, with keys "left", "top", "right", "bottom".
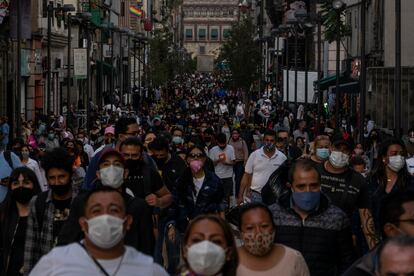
{"left": 0, "top": 167, "right": 41, "bottom": 276}
{"left": 368, "top": 138, "right": 414, "bottom": 231}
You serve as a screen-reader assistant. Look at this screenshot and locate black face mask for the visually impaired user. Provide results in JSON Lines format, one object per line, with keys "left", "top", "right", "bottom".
{"left": 126, "top": 159, "right": 141, "bottom": 171}
{"left": 153, "top": 157, "right": 167, "bottom": 169}
{"left": 50, "top": 183, "right": 72, "bottom": 197}
{"left": 11, "top": 187, "right": 35, "bottom": 204}
{"left": 219, "top": 146, "right": 226, "bottom": 150}
{"left": 204, "top": 137, "right": 212, "bottom": 143}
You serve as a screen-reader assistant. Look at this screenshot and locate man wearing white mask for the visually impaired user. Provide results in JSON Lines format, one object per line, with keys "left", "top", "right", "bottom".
{"left": 57, "top": 149, "right": 155, "bottom": 256}
{"left": 29, "top": 187, "right": 168, "bottom": 276}
{"left": 317, "top": 138, "right": 378, "bottom": 249}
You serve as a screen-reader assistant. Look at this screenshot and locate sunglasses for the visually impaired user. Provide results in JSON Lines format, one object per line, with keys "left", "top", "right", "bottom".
{"left": 188, "top": 153, "right": 204, "bottom": 159}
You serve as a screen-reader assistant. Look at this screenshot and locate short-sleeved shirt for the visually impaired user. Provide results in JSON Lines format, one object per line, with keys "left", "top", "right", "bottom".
{"left": 0, "top": 151, "right": 22, "bottom": 180}
{"left": 317, "top": 163, "right": 369, "bottom": 217}
{"left": 245, "top": 148, "right": 287, "bottom": 193}
{"left": 209, "top": 145, "right": 236, "bottom": 179}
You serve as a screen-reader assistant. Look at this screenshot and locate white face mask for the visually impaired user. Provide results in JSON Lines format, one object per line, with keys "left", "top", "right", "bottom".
{"left": 86, "top": 214, "right": 125, "bottom": 249}
{"left": 186, "top": 240, "right": 226, "bottom": 276}
{"left": 387, "top": 155, "right": 405, "bottom": 172}
{"left": 329, "top": 151, "right": 350, "bottom": 168}
{"left": 99, "top": 165, "right": 124, "bottom": 188}
{"left": 410, "top": 137, "right": 414, "bottom": 144}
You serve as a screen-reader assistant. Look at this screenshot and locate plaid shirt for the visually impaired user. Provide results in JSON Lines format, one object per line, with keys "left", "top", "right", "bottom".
{"left": 23, "top": 178, "right": 81, "bottom": 275}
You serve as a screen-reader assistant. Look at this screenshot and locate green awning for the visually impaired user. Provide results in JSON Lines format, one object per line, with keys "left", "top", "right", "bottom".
{"left": 96, "top": 61, "right": 114, "bottom": 75}
{"left": 316, "top": 74, "right": 349, "bottom": 91}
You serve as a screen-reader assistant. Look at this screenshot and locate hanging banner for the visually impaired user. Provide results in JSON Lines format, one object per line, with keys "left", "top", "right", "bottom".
{"left": 21, "top": 49, "right": 31, "bottom": 77}
{"left": 73, "top": 48, "right": 87, "bottom": 79}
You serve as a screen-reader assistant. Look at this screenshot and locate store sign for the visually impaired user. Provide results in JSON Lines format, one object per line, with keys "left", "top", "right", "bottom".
{"left": 73, "top": 48, "right": 87, "bottom": 79}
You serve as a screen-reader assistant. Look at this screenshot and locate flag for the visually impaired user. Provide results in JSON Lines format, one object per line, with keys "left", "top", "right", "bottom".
{"left": 129, "top": 6, "right": 143, "bottom": 17}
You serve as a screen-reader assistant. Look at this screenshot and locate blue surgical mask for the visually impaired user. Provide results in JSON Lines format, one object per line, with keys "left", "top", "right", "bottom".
{"left": 292, "top": 191, "right": 321, "bottom": 212}
{"left": 316, "top": 148, "right": 330, "bottom": 160}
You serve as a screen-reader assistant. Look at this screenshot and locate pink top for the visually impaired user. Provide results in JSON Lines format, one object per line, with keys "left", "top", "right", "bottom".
{"left": 237, "top": 245, "right": 310, "bottom": 276}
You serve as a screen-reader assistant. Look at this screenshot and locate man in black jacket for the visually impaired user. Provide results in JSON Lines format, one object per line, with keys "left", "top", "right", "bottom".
{"left": 343, "top": 191, "right": 414, "bottom": 276}
{"left": 269, "top": 159, "right": 355, "bottom": 276}
{"left": 57, "top": 149, "right": 155, "bottom": 256}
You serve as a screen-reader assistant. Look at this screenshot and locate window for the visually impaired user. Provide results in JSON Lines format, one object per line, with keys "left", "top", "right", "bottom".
{"left": 223, "top": 28, "right": 231, "bottom": 40}
{"left": 210, "top": 28, "right": 219, "bottom": 41}
{"left": 185, "top": 28, "right": 193, "bottom": 40}
{"left": 199, "top": 46, "right": 205, "bottom": 54}
{"left": 198, "top": 28, "right": 206, "bottom": 40}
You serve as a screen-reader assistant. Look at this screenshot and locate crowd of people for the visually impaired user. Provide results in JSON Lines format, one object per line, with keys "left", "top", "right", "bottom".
{"left": 0, "top": 72, "right": 414, "bottom": 276}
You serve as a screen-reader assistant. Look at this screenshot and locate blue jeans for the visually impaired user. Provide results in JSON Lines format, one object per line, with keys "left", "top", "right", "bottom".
{"left": 250, "top": 189, "right": 263, "bottom": 203}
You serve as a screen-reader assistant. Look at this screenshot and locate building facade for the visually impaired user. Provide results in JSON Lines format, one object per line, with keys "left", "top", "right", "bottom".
{"left": 182, "top": 0, "right": 239, "bottom": 58}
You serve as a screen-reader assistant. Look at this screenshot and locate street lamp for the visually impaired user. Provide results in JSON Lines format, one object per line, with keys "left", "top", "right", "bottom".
{"left": 64, "top": 4, "right": 76, "bottom": 113}
{"left": 47, "top": 3, "right": 75, "bottom": 115}
{"left": 395, "top": 0, "right": 401, "bottom": 137}
{"left": 333, "top": 0, "right": 346, "bottom": 128}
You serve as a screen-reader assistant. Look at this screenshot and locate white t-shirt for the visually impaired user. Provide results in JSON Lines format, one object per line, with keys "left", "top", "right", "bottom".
{"left": 29, "top": 243, "right": 168, "bottom": 276}
{"left": 245, "top": 148, "right": 287, "bottom": 193}
{"left": 406, "top": 157, "right": 414, "bottom": 175}
{"left": 209, "top": 145, "right": 236, "bottom": 179}
{"left": 193, "top": 175, "right": 205, "bottom": 200}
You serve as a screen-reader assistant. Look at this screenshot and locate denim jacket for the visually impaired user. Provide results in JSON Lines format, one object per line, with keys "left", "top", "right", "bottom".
{"left": 170, "top": 169, "right": 225, "bottom": 233}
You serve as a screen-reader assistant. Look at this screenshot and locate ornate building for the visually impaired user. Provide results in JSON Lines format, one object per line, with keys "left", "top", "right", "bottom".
{"left": 182, "top": 0, "right": 239, "bottom": 58}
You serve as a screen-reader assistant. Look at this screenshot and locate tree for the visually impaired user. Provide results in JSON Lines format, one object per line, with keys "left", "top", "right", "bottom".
{"left": 320, "top": 0, "right": 351, "bottom": 43}
{"left": 217, "top": 17, "right": 261, "bottom": 97}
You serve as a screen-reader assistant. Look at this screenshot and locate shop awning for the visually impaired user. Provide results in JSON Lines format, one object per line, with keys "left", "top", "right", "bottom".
{"left": 315, "top": 73, "right": 349, "bottom": 91}
{"left": 331, "top": 81, "right": 360, "bottom": 94}
{"left": 96, "top": 61, "right": 114, "bottom": 75}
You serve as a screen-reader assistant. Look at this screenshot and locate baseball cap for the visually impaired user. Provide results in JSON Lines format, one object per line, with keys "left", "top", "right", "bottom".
{"left": 98, "top": 149, "right": 126, "bottom": 167}
{"left": 104, "top": 126, "right": 115, "bottom": 135}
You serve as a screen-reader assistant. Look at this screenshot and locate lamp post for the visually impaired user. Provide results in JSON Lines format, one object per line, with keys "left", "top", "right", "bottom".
{"left": 317, "top": 13, "right": 323, "bottom": 134}
{"left": 64, "top": 5, "right": 75, "bottom": 113}
{"left": 47, "top": 3, "right": 52, "bottom": 114}
{"left": 333, "top": 0, "right": 345, "bottom": 128}
{"left": 16, "top": 0, "right": 21, "bottom": 133}
{"left": 395, "top": 0, "right": 401, "bottom": 137}
{"left": 359, "top": 0, "right": 366, "bottom": 142}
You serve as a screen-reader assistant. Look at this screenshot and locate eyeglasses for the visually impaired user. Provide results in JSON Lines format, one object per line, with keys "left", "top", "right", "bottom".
{"left": 188, "top": 153, "right": 204, "bottom": 159}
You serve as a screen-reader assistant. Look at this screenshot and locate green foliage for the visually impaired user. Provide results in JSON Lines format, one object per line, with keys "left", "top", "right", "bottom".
{"left": 321, "top": 0, "right": 351, "bottom": 43}
{"left": 217, "top": 18, "right": 261, "bottom": 91}
{"left": 149, "top": 30, "right": 195, "bottom": 87}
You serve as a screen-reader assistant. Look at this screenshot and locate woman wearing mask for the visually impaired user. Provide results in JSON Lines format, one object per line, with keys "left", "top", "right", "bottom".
{"left": 237, "top": 203, "right": 309, "bottom": 276}
{"left": 368, "top": 138, "right": 414, "bottom": 230}
{"left": 180, "top": 215, "right": 238, "bottom": 276}
{"left": 19, "top": 145, "right": 46, "bottom": 190}
{"left": 0, "top": 167, "right": 41, "bottom": 276}
{"left": 170, "top": 145, "right": 225, "bottom": 235}
{"left": 310, "top": 135, "right": 331, "bottom": 165}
